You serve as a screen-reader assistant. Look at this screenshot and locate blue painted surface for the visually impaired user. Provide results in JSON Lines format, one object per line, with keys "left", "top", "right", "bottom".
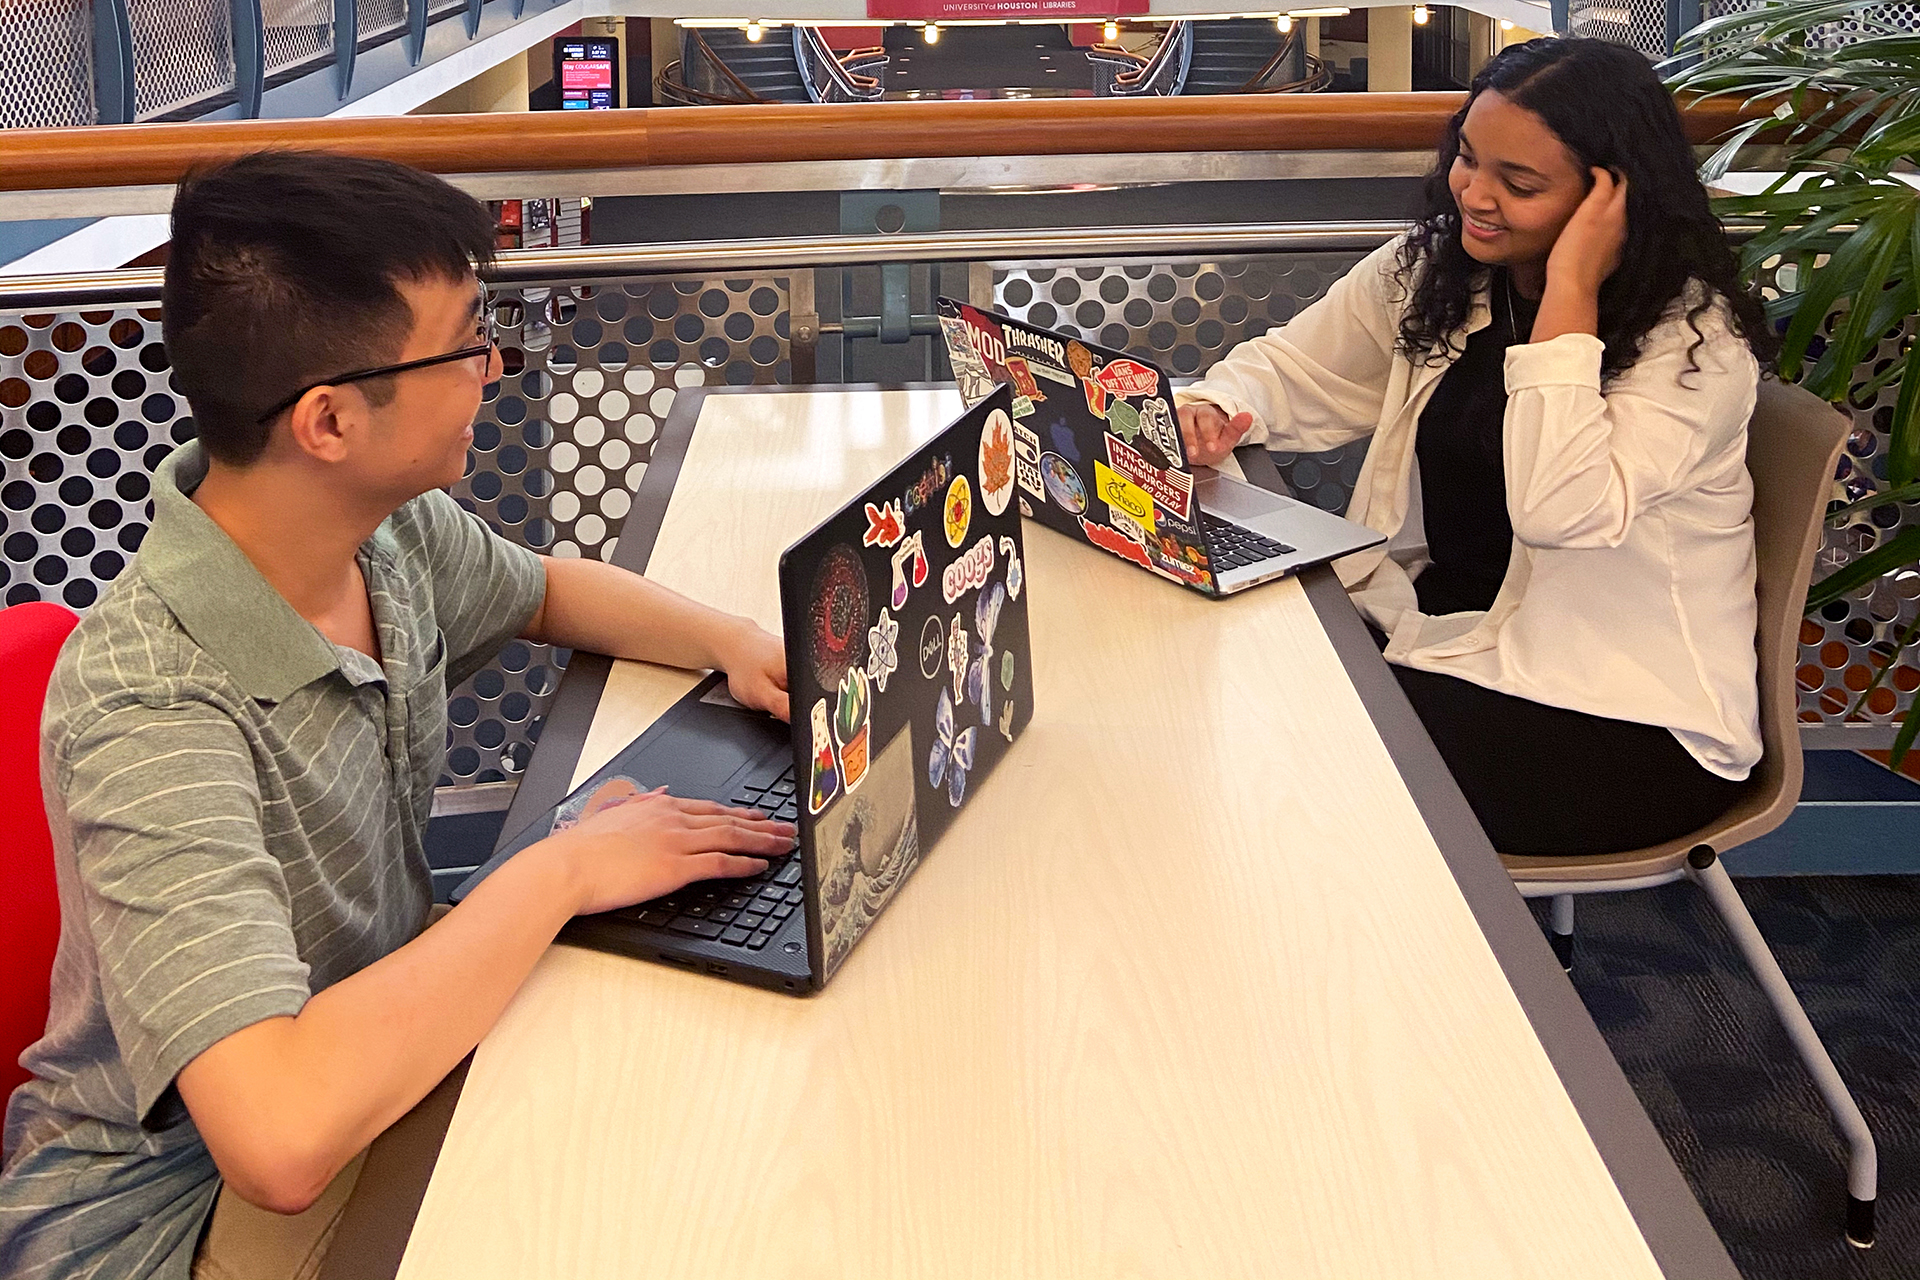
{"left": 1726, "top": 750, "right": 1920, "bottom": 877}
{"left": 0, "top": 218, "right": 96, "bottom": 269}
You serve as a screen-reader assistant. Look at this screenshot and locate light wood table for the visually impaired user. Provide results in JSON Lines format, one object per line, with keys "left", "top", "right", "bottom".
{"left": 352, "top": 387, "right": 1738, "bottom": 1280}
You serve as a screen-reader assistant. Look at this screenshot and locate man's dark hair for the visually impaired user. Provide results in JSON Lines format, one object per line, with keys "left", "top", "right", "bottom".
{"left": 162, "top": 150, "right": 497, "bottom": 465}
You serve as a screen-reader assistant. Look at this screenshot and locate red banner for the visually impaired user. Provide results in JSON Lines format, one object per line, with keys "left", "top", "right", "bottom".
{"left": 868, "top": 0, "right": 1146, "bottom": 19}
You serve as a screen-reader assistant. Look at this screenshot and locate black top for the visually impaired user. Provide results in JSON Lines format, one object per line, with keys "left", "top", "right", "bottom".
{"left": 1413, "top": 270, "right": 1541, "bottom": 617}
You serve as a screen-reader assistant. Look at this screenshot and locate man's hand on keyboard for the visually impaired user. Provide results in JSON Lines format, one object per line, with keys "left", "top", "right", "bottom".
{"left": 552, "top": 787, "right": 797, "bottom": 916}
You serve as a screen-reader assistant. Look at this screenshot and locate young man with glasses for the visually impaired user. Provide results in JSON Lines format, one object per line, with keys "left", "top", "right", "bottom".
{"left": 0, "top": 152, "right": 794, "bottom": 1280}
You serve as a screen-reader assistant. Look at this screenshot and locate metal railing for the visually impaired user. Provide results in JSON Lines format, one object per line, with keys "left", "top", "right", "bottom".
{"left": 1099, "top": 20, "right": 1193, "bottom": 97}
{"left": 794, "top": 26, "right": 885, "bottom": 103}
{"left": 3, "top": 219, "right": 1911, "bottom": 771}
{"left": 1, "top": 0, "right": 560, "bottom": 127}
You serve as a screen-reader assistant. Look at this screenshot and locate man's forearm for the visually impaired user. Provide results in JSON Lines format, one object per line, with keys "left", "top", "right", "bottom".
{"left": 524, "top": 555, "right": 751, "bottom": 672}
{"left": 177, "top": 836, "right": 585, "bottom": 1213}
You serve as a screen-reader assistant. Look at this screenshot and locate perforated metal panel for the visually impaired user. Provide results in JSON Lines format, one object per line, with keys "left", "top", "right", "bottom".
{"left": 263, "top": 0, "right": 335, "bottom": 79}
{"left": 0, "top": 0, "right": 97, "bottom": 129}
{"left": 127, "top": 0, "right": 236, "bottom": 121}
{"left": 357, "top": 0, "right": 408, "bottom": 44}
{"left": 1760, "top": 254, "right": 1920, "bottom": 732}
{"left": 1565, "top": 0, "right": 1668, "bottom": 56}
{"left": 993, "top": 254, "right": 1372, "bottom": 513}
{"left": 2, "top": 275, "right": 793, "bottom": 792}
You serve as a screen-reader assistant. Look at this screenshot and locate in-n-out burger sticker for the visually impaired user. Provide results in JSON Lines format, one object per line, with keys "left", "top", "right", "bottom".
{"left": 1094, "top": 358, "right": 1159, "bottom": 399}
{"left": 942, "top": 535, "right": 996, "bottom": 603}
{"left": 1105, "top": 436, "right": 1194, "bottom": 522}
{"left": 1079, "top": 517, "right": 1153, "bottom": 570}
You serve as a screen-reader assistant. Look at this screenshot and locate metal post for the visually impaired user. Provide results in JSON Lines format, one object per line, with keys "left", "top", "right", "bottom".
{"left": 464, "top": 0, "right": 482, "bottom": 39}
{"left": 231, "top": 0, "right": 265, "bottom": 118}
{"left": 1550, "top": 0, "right": 1571, "bottom": 35}
{"left": 333, "top": 0, "right": 358, "bottom": 100}
{"left": 406, "top": 0, "right": 427, "bottom": 65}
{"left": 92, "top": 0, "right": 136, "bottom": 125}
{"left": 1666, "top": 0, "right": 1703, "bottom": 57}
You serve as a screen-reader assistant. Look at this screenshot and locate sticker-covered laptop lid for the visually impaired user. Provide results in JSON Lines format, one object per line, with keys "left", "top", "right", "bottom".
{"left": 777, "top": 385, "right": 1033, "bottom": 984}
{"left": 935, "top": 297, "right": 1218, "bottom": 595}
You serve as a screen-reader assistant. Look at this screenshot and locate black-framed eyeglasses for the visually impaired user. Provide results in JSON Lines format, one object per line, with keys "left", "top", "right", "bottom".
{"left": 255, "top": 293, "right": 498, "bottom": 425}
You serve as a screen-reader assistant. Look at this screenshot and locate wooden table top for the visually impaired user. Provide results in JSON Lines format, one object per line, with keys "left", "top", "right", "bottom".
{"left": 391, "top": 387, "right": 1731, "bottom": 1280}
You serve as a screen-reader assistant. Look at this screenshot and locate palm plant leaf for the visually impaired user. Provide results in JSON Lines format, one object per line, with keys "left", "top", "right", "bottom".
{"left": 1669, "top": 0, "right": 1920, "bottom": 761}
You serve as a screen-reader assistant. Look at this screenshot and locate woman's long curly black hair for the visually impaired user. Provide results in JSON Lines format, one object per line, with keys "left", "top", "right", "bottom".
{"left": 1396, "top": 37, "right": 1776, "bottom": 381}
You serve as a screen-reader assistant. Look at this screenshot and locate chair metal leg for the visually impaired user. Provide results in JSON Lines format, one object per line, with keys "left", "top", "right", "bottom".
{"left": 1548, "top": 893, "right": 1575, "bottom": 972}
{"left": 1688, "top": 853, "right": 1878, "bottom": 1248}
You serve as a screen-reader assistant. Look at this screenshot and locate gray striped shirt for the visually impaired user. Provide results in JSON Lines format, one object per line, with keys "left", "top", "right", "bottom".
{"left": 0, "top": 442, "right": 545, "bottom": 1280}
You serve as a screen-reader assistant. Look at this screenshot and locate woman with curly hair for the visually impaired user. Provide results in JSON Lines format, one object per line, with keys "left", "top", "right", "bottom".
{"left": 1177, "top": 37, "right": 1778, "bottom": 856}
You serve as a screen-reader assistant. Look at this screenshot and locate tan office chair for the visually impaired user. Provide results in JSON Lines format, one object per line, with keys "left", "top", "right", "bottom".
{"left": 1501, "top": 379, "right": 1876, "bottom": 1249}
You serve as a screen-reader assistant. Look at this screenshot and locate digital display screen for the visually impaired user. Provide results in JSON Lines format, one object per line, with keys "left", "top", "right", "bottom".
{"left": 556, "top": 38, "right": 618, "bottom": 110}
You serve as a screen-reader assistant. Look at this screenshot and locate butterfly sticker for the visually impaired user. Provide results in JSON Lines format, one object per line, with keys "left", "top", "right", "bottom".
{"left": 963, "top": 581, "right": 1005, "bottom": 728}
{"left": 928, "top": 685, "right": 978, "bottom": 808}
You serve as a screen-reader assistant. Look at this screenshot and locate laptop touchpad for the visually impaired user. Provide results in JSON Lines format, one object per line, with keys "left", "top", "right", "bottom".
{"left": 1196, "top": 474, "right": 1290, "bottom": 521}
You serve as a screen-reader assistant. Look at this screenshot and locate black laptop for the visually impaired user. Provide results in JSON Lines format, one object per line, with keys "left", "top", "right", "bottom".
{"left": 452, "top": 388, "right": 1033, "bottom": 994}
{"left": 937, "top": 297, "right": 1383, "bottom": 596}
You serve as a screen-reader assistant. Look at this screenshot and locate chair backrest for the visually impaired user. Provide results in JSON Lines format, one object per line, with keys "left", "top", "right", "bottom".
{"left": 0, "top": 603, "right": 79, "bottom": 1109}
{"left": 1504, "top": 379, "right": 1850, "bottom": 880}
{"left": 1712, "top": 379, "right": 1852, "bottom": 850}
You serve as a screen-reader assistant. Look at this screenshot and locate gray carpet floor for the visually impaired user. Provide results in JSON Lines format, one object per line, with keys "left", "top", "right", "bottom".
{"left": 1538, "top": 875, "right": 1920, "bottom": 1278}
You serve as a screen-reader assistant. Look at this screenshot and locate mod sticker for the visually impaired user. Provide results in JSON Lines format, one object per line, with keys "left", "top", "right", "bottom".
{"left": 807, "top": 697, "right": 841, "bottom": 815}
{"left": 834, "top": 666, "right": 872, "bottom": 794}
{"left": 889, "top": 529, "right": 929, "bottom": 610}
{"left": 862, "top": 499, "right": 906, "bottom": 549}
{"left": 807, "top": 543, "right": 869, "bottom": 691}
{"left": 866, "top": 606, "right": 900, "bottom": 693}
{"left": 1105, "top": 435, "right": 1195, "bottom": 523}
{"left": 1095, "top": 357, "right": 1159, "bottom": 399}
{"left": 918, "top": 612, "right": 945, "bottom": 680}
{"left": 1094, "top": 460, "right": 1157, "bottom": 534}
{"left": 942, "top": 535, "right": 996, "bottom": 604}
{"left": 944, "top": 474, "right": 973, "bottom": 548}
{"left": 1012, "top": 421, "right": 1044, "bottom": 499}
{"left": 979, "top": 408, "right": 1015, "bottom": 517}
{"left": 1039, "top": 452, "right": 1088, "bottom": 515}
{"left": 1079, "top": 516, "right": 1154, "bottom": 571}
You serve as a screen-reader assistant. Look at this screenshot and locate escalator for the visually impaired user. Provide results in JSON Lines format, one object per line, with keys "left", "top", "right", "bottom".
{"left": 1181, "top": 18, "right": 1291, "bottom": 94}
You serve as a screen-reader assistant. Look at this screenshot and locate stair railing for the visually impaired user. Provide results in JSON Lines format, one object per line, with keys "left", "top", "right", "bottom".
{"left": 1103, "top": 20, "right": 1192, "bottom": 97}
{"left": 666, "top": 28, "right": 776, "bottom": 105}
{"left": 1240, "top": 30, "right": 1334, "bottom": 94}
{"left": 795, "top": 25, "right": 886, "bottom": 103}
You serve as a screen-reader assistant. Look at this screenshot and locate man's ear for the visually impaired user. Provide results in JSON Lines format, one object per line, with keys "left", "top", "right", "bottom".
{"left": 284, "top": 386, "right": 360, "bottom": 464}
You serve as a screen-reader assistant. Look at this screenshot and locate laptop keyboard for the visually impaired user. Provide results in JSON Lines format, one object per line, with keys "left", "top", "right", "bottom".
{"left": 1202, "top": 515, "right": 1296, "bottom": 571}
{"left": 611, "top": 763, "right": 803, "bottom": 951}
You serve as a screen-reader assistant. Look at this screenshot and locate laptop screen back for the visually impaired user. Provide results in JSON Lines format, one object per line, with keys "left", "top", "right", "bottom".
{"left": 777, "top": 385, "right": 1034, "bottom": 982}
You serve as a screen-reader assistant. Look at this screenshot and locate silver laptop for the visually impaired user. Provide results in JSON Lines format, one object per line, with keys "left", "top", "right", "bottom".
{"left": 937, "top": 298, "right": 1383, "bottom": 596}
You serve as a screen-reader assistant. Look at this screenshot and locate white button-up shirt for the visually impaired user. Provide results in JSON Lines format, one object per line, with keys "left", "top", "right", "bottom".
{"left": 1178, "top": 238, "right": 1761, "bottom": 780}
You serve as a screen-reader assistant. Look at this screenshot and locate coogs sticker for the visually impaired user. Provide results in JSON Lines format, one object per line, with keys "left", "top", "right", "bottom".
{"left": 807, "top": 543, "right": 870, "bottom": 691}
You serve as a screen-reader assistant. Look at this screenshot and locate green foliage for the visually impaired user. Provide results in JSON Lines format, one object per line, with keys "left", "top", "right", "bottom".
{"left": 1667, "top": 1, "right": 1920, "bottom": 760}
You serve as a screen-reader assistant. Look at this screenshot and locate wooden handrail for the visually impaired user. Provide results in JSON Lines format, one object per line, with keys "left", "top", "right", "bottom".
{"left": 0, "top": 94, "right": 1761, "bottom": 193}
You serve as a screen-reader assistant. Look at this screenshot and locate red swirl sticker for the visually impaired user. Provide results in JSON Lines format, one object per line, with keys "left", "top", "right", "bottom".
{"left": 807, "top": 543, "right": 870, "bottom": 691}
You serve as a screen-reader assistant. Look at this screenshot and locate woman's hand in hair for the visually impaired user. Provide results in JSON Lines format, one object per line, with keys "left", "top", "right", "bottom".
{"left": 1545, "top": 167, "right": 1629, "bottom": 299}
{"left": 1531, "top": 168, "right": 1628, "bottom": 344}
{"left": 1179, "top": 402, "right": 1254, "bottom": 467}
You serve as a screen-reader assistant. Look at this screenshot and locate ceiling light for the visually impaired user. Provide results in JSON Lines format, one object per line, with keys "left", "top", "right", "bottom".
{"left": 745, "top": 20, "right": 763, "bottom": 40}
{"left": 1104, "top": 19, "right": 1119, "bottom": 40}
{"left": 1277, "top": 14, "right": 1293, "bottom": 30}
{"left": 1499, "top": 18, "right": 1514, "bottom": 28}
{"left": 923, "top": 22, "right": 940, "bottom": 42}
{"left": 1412, "top": 5, "right": 1429, "bottom": 22}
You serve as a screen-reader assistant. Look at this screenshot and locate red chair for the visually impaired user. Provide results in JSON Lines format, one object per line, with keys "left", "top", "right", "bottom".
{"left": 1, "top": 603, "right": 80, "bottom": 1118}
